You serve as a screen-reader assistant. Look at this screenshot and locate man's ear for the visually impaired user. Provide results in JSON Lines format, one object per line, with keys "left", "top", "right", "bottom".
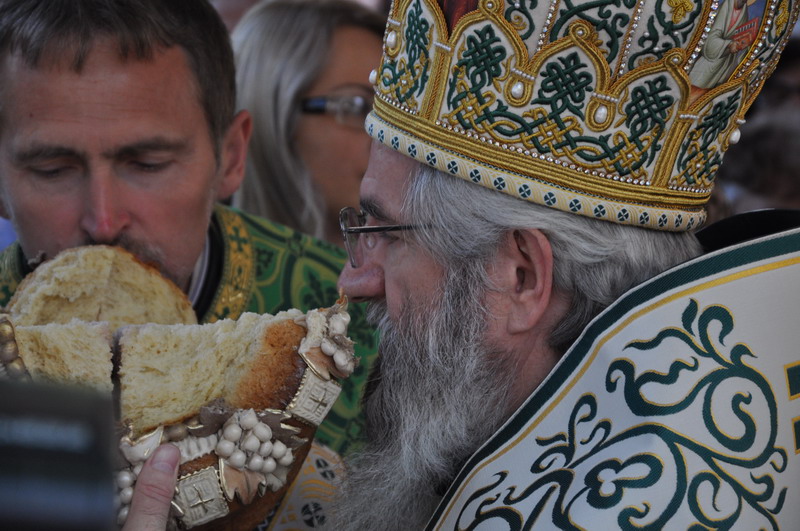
{"left": 495, "top": 228, "right": 555, "bottom": 335}
{"left": 215, "top": 110, "right": 252, "bottom": 201}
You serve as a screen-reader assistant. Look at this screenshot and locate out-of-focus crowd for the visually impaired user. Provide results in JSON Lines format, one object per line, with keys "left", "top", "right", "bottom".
{"left": 709, "top": 37, "right": 800, "bottom": 221}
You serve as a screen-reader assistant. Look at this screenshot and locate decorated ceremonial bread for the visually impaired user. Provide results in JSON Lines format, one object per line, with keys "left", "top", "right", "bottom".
{"left": 0, "top": 245, "right": 357, "bottom": 530}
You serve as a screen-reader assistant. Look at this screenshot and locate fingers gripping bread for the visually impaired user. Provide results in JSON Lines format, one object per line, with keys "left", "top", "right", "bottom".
{"left": 0, "top": 245, "right": 357, "bottom": 529}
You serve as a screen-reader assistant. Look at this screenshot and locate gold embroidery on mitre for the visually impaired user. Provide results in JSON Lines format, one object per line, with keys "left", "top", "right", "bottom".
{"left": 368, "top": 0, "right": 800, "bottom": 231}
{"left": 776, "top": 0, "right": 791, "bottom": 35}
{"left": 669, "top": 0, "right": 695, "bottom": 24}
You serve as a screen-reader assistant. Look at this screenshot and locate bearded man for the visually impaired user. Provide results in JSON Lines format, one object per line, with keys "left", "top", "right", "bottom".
{"left": 330, "top": 0, "right": 800, "bottom": 528}
{"left": 333, "top": 143, "right": 704, "bottom": 529}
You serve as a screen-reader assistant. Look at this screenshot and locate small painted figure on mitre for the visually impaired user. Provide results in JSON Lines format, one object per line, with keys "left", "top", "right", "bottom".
{"left": 689, "top": 0, "right": 763, "bottom": 101}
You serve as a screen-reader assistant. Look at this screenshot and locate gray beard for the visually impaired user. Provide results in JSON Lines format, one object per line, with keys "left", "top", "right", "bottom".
{"left": 329, "top": 267, "right": 516, "bottom": 530}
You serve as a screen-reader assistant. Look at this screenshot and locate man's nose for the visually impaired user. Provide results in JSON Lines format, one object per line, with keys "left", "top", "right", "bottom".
{"left": 79, "top": 173, "right": 131, "bottom": 243}
{"left": 338, "top": 259, "right": 385, "bottom": 303}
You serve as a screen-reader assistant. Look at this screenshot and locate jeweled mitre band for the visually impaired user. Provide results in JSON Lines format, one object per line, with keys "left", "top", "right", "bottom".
{"left": 367, "top": 0, "right": 800, "bottom": 230}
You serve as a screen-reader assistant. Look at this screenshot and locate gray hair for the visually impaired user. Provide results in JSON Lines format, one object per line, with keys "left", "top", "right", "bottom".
{"left": 405, "top": 165, "right": 704, "bottom": 353}
{"left": 231, "top": 0, "right": 384, "bottom": 238}
{"left": 0, "top": 0, "right": 236, "bottom": 159}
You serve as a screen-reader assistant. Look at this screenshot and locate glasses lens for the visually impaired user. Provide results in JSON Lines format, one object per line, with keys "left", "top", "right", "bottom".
{"left": 340, "top": 207, "right": 363, "bottom": 268}
{"left": 330, "top": 89, "right": 374, "bottom": 129}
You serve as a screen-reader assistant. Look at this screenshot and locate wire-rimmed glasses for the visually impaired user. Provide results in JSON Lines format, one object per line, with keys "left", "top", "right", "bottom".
{"left": 300, "top": 85, "right": 374, "bottom": 129}
{"left": 339, "top": 207, "right": 417, "bottom": 268}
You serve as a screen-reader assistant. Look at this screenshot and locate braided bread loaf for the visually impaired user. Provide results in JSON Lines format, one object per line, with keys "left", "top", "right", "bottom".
{"left": 1, "top": 245, "right": 356, "bottom": 529}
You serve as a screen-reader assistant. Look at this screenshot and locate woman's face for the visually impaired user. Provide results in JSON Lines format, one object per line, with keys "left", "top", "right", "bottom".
{"left": 294, "top": 24, "right": 383, "bottom": 244}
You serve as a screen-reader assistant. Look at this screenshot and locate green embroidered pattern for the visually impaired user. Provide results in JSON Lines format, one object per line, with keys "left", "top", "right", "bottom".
{"left": 675, "top": 90, "right": 741, "bottom": 191}
{"left": 446, "top": 33, "right": 675, "bottom": 180}
{"left": 446, "top": 24, "right": 507, "bottom": 127}
{"left": 532, "top": 52, "right": 592, "bottom": 118}
{"left": 503, "top": 0, "right": 541, "bottom": 42}
{"left": 551, "top": 0, "right": 639, "bottom": 62}
{"left": 455, "top": 299, "right": 786, "bottom": 529}
{"left": 206, "top": 207, "right": 254, "bottom": 322}
{"left": 379, "top": 0, "right": 432, "bottom": 107}
{"left": 627, "top": 0, "right": 703, "bottom": 70}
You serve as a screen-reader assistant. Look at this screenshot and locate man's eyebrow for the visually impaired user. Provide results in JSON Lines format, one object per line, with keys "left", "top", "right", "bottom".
{"left": 12, "top": 145, "right": 86, "bottom": 166}
{"left": 359, "top": 197, "right": 397, "bottom": 224}
{"left": 11, "top": 138, "right": 190, "bottom": 166}
{"left": 105, "top": 138, "right": 189, "bottom": 160}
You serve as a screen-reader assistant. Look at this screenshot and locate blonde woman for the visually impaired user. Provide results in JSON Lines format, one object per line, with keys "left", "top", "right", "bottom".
{"left": 232, "top": 0, "right": 384, "bottom": 245}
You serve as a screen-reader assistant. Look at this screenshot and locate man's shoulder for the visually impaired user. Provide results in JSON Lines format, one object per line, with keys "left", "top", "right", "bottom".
{"left": 216, "top": 205, "right": 347, "bottom": 268}
{"left": 208, "top": 205, "right": 347, "bottom": 319}
{"left": 431, "top": 223, "right": 800, "bottom": 528}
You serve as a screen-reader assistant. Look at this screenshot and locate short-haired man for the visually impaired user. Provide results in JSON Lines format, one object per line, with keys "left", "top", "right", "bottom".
{"left": 0, "top": 0, "right": 376, "bottom": 527}
{"left": 329, "top": 0, "right": 800, "bottom": 528}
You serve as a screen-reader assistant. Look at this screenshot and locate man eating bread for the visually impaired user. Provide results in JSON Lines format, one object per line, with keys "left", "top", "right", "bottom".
{"left": 0, "top": 0, "right": 375, "bottom": 528}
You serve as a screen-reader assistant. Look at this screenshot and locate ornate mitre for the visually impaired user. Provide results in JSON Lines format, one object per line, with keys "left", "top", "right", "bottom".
{"left": 366, "top": 0, "right": 799, "bottom": 230}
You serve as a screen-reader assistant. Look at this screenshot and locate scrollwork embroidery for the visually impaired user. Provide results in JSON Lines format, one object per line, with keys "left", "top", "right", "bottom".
{"left": 456, "top": 299, "right": 787, "bottom": 529}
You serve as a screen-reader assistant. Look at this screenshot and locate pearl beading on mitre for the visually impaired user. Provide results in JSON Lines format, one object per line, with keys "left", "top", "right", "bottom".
{"left": 431, "top": 119, "right": 653, "bottom": 187}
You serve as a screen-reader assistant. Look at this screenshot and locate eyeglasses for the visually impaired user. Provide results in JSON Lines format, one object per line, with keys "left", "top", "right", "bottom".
{"left": 339, "top": 206, "right": 417, "bottom": 268}
{"left": 300, "top": 85, "right": 374, "bottom": 129}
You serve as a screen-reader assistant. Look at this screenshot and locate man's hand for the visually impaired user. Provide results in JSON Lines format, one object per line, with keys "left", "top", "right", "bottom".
{"left": 122, "top": 444, "right": 180, "bottom": 531}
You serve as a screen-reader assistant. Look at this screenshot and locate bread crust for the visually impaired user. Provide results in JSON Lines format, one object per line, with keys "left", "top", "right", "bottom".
{"left": 230, "top": 319, "right": 307, "bottom": 411}
{"left": 117, "top": 311, "right": 308, "bottom": 437}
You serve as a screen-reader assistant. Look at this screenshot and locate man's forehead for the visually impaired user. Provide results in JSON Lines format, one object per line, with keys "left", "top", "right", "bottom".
{"left": 1, "top": 41, "right": 195, "bottom": 109}
{"left": 361, "top": 142, "right": 416, "bottom": 218}
{"left": 0, "top": 39, "right": 198, "bottom": 101}
{"left": 0, "top": 42, "right": 206, "bottom": 159}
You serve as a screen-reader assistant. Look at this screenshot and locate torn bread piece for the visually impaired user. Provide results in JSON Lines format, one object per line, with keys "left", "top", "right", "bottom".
{"left": 6, "top": 245, "right": 197, "bottom": 328}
